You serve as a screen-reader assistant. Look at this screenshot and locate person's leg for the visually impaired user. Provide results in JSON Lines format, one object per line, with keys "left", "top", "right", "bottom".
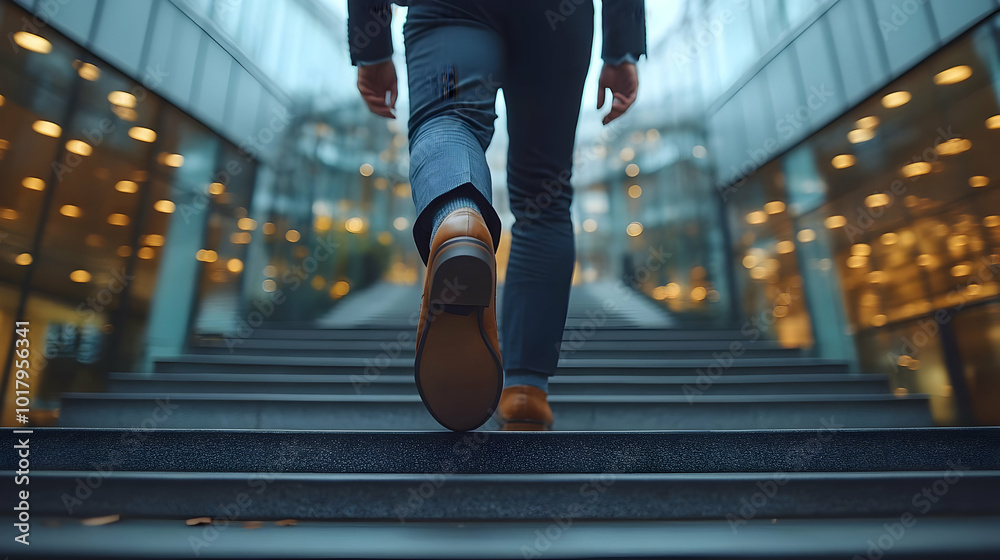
{"left": 403, "top": 2, "right": 504, "bottom": 264}
{"left": 404, "top": 2, "right": 507, "bottom": 431}
{"left": 499, "top": 2, "right": 594, "bottom": 390}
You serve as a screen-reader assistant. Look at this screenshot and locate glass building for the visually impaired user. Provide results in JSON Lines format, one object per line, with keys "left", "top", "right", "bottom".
{"left": 1, "top": 0, "right": 998, "bottom": 427}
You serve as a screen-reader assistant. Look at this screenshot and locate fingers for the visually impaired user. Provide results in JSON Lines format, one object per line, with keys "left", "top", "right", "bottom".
{"left": 602, "top": 92, "right": 635, "bottom": 125}
{"left": 362, "top": 92, "right": 395, "bottom": 119}
{"left": 597, "top": 83, "right": 606, "bottom": 110}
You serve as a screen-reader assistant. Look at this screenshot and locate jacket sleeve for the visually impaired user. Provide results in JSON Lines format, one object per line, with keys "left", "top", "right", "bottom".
{"left": 347, "top": 0, "right": 394, "bottom": 66}
{"left": 602, "top": 0, "right": 647, "bottom": 64}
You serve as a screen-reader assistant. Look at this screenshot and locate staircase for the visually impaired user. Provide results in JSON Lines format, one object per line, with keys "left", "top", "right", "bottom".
{"left": 2, "top": 282, "right": 998, "bottom": 558}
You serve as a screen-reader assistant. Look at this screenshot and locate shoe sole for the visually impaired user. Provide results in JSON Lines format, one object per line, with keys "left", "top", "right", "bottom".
{"left": 415, "top": 237, "right": 502, "bottom": 432}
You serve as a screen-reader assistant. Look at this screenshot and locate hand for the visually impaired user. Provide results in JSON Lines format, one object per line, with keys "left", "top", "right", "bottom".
{"left": 597, "top": 62, "right": 638, "bottom": 125}
{"left": 357, "top": 59, "right": 398, "bottom": 119}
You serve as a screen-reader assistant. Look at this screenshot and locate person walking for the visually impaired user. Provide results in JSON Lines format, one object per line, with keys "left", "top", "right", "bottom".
{"left": 349, "top": 0, "right": 645, "bottom": 431}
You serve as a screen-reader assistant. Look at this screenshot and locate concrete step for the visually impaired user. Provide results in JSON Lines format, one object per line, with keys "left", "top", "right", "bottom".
{"left": 58, "top": 392, "right": 933, "bottom": 430}
{"left": 218, "top": 327, "right": 753, "bottom": 342}
{"left": 106, "top": 372, "right": 891, "bottom": 396}
{"left": 11, "top": 428, "right": 996, "bottom": 474}
{"left": 194, "top": 337, "right": 803, "bottom": 359}
{"left": 10, "top": 469, "right": 997, "bottom": 520}
{"left": 7, "top": 516, "right": 999, "bottom": 559}
{"left": 152, "top": 355, "right": 850, "bottom": 376}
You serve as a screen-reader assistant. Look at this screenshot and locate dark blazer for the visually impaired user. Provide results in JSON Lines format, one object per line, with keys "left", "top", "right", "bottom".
{"left": 347, "top": 0, "right": 646, "bottom": 66}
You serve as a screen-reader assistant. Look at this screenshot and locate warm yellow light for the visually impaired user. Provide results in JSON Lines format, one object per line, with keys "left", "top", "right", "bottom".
{"left": 346, "top": 217, "right": 364, "bottom": 233}
{"left": 0, "top": 95, "right": 4, "bottom": 106}
{"left": 392, "top": 217, "right": 408, "bottom": 231}
{"left": 311, "top": 276, "right": 326, "bottom": 291}
{"left": 865, "top": 193, "right": 890, "bottom": 208}
{"left": 880, "top": 232, "right": 899, "bottom": 245}
{"left": 901, "top": 162, "right": 931, "bottom": 178}
{"left": 846, "top": 255, "right": 868, "bottom": 268}
{"left": 824, "top": 215, "right": 846, "bottom": 229}
{"left": 237, "top": 217, "right": 257, "bottom": 231}
{"left": 374, "top": 177, "right": 388, "bottom": 191}
{"left": 984, "top": 216, "right": 1000, "bottom": 228}
{"left": 115, "top": 180, "right": 138, "bottom": 193}
{"left": 935, "top": 138, "right": 971, "bottom": 156}
{"left": 848, "top": 128, "right": 876, "bottom": 143}
{"left": 227, "top": 258, "right": 244, "bottom": 273}
{"left": 359, "top": 163, "right": 374, "bottom": 177}
{"left": 107, "top": 213, "right": 129, "bottom": 226}
{"left": 330, "top": 280, "right": 351, "bottom": 298}
{"left": 764, "top": 201, "right": 785, "bottom": 214}
{"left": 881, "top": 91, "right": 911, "bottom": 108}
{"left": 108, "top": 91, "right": 137, "bottom": 108}
{"left": 749, "top": 267, "right": 768, "bottom": 280}
{"left": 969, "top": 176, "right": 989, "bottom": 188}
{"left": 22, "top": 177, "right": 45, "bottom": 191}
{"left": 143, "top": 234, "right": 165, "bottom": 246}
{"left": 619, "top": 147, "right": 635, "bottom": 162}
{"left": 135, "top": 247, "right": 153, "bottom": 260}
{"left": 285, "top": 229, "right": 301, "bottom": 242}
{"left": 872, "top": 314, "right": 888, "bottom": 327}
{"left": 112, "top": 106, "right": 138, "bottom": 121}
{"left": 76, "top": 61, "right": 100, "bottom": 81}
{"left": 208, "top": 182, "right": 225, "bottom": 195}
{"left": 263, "top": 265, "right": 278, "bottom": 277}
{"left": 951, "top": 264, "right": 972, "bottom": 276}
{"left": 851, "top": 243, "right": 872, "bottom": 256}
{"left": 916, "top": 254, "right": 934, "bottom": 267}
{"left": 32, "top": 120, "right": 62, "bottom": 137}
{"left": 626, "top": 221, "right": 643, "bottom": 236}
{"left": 13, "top": 31, "right": 51, "bottom": 54}
{"left": 59, "top": 204, "right": 82, "bottom": 218}
{"left": 159, "top": 153, "right": 184, "bottom": 167}
{"left": 0, "top": 208, "right": 18, "bottom": 220}
{"left": 154, "top": 200, "right": 175, "bottom": 213}
{"left": 69, "top": 270, "right": 91, "bottom": 283}
{"left": 742, "top": 255, "right": 758, "bottom": 269}
{"left": 582, "top": 218, "right": 598, "bottom": 232}
{"left": 195, "top": 249, "right": 218, "bottom": 263}
{"left": 868, "top": 271, "right": 886, "bottom": 283}
{"left": 664, "top": 283, "right": 681, "bottom": 299}
{"left": 66, "top": 140, "right": 92, "bottom": 156}
{"left": 14, "top": 253, "right": 32, "bottom": 266}
{"left": 745, "top": 211, "right": 767, "bottom": 225}
{"left": 797, "top": 229, "right": 816, "bottom": 243}
{"left": 856, "top": 116, "right": 879, "bottom": 129}
{"left": 230, "top": 231, "right": 250, "bottom": 244}
{"left": 377, "top": 231, "right": 393, "bottom": 245}
{"left": 628, "top": 185, "right": 642, "bottom": 198}
{"left": 314, "top": 216, "right": 333, "bottom": 232}
{"left": 625, "top": 163, "right": 640, "bottom": 177}
{"left": 262, "top": 279, "right": 277, "bottom": 292}
{"left": 262, "top": 222, "right": 276, "bottom": 235}
{"left": 128, "top": 127, "right": 157, "bottom": 143}
{"left": 933, "top": 65, "right": 972, "bottom": 85}
{"left": 691, "top": 286, "right": 707, "bottom": 301}
{"left": 831, "top": 154, "right": 856, "bottom": 169}
{"left": 776, "top": 240, "right": 795, "bottom": 254}
{"left": 987, "top": 115, "right": 1000, "bottom": 129}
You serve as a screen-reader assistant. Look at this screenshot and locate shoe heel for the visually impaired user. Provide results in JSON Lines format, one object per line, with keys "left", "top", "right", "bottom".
{"left": 429, "top": 238, "right": 494, "bottom": 308}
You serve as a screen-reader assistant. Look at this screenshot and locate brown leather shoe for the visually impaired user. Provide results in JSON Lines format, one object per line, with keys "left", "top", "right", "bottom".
{"left": 497, "top": 385, "right": 553, "bottom": 431}
{"left": 415, "top": 207, "right": 502, "bottom": 431}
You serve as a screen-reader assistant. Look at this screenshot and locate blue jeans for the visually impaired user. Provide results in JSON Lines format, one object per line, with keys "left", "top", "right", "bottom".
{"left": 404, "top": 0, "right": 594, "bottom": 376}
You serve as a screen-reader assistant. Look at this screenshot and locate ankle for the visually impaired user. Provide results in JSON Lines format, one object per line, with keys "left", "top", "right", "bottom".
{"left": 430, "top": 195, "right": 480, "bottom": 243}
{"left": 504, "top": 369, "right": 549, "bottom": 393}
